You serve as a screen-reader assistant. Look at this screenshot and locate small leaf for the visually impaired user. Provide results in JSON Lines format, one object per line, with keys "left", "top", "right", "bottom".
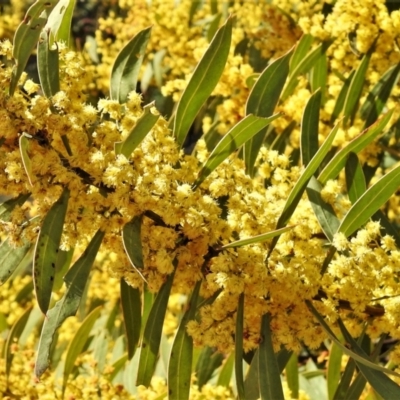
{"left": 53, "top": 247, "right": 74, "bottom": 291}
{"left": 10, "top": 0, "right": 59, "bottom": 95}
{"left": 327, "top": 343, "right": 343, "bottom": 400}
{"left": 244, "top": 348, "right": 260, "bottom": 400}
{"left": 333, "top": 357, "right": 356, "bottom": 400}
{"left": 110, "top": 26, "right": 152, "bottom": 104}
{"left": 360, "top": 63, "right": 400, "bottom": 127}
{"left": 168, "top": 280, "right": 201, "bottom": 400}
{"left": 338, "top": 164, "right": 400, "bottom": 237}
{"left": 35, "top": 229, "right": 104, "bottom": 377}
{"left": 45, "top": 0, "right": 76, "bottom": 48}
{"left": 37, "top": 29, "right": 60, "bottom": 98}
{"left": 0, "top": 240, "right": 32, "bottom": 285}
{"left": 4, "top": 306, "right": 32, "bottom": 380}
{"left": 306, "top": 176, "right": 340, "bottom": 242}
{"left": 235, "top": 293, "right": 245, "bottom": 400}
{"left": 114, "top": 103, "right": 159, "bottom": 158}
{"left": 33, "top": 187, "right": 70, "bottom": 315}
{"left": 174, "top": 16, "right": 232, "bottom": 147}
{"left": 319, "top": 110, "right": 393, "bottom": 184}
{"left": 310, "top": 52, "right": 328, "bottom": 102}
{"left": 194, "top": 113, "right": 281, "bottom": 189}
{"left": 244, "top": 49, "right": 292, "bottom": 175}
{"left": 19, "top": 133, "right": 34, "bottom": 186}
{"left": 195, "top": 346, "right": 224, "bottom": 388}
{"left": 62, "top": 306, "right": 102, "bottom": 395}
{"left": 136, "top": 270, "right": 175, "bottom": 386}
{"left": 337, "top": 318, "right": 400, "bottom": 398}
{"left": 120, "top": 278, "right": 141, "bottom": 359}
{"left": 258, "top": 313, "right": 284, "bottom": 400}
{"left": 301, "top": 89, "right": 321, "bottom": 166}
{"left": 221, "top": 226, "right": 295, "bottom": 249}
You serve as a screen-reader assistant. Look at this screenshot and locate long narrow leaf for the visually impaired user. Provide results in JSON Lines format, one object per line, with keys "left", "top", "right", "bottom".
{"left": 289, "top": 34, "right": 313, "bottom": 73}
{"left": 45, "top": 0, "right": 76, "bottom": 47}
{"left": 301, "top": 89, "right": 321, "bottom": 166}
{"left": 174, "top": 17, "right": 232, "bottom": 147}
{"left": 35, "top": 229, "right": 105, "bottom": 377}
{"left": 115, "top": 104, "right": 159, "bottom": 158}
{"left": 319, "top": 110, "right": 393, "bottom": 184}
{"left": 168, "top": 281, "right": 201, "bottom": 400}
{"left": 258, "top": 313, "right": 284, "bottom": 400}
{"left": 244, "top": 49, "right": 292, "bottom": 175}
{"left": 310, "top": 52, "right": 328, "bottom": 102}
{"left": 10, "top": 0, "right": 58, "bottom": 95}
{"left": 136, "top": 270, "right": 175, "bottom": 386}
{"left": 194, "top": 113, "right": 281, "bottom": 189}
{"left": 306, "top": 176, "right": 340, "bottom": 242}
{"left": 327, "top": 343, "right": 343, "bottom": 400}
{"left": 244, "top": 349, "right": 260, "bottom": 400}
{"left": 217, "top": 352, "right": 234, "bottom": 387}
{"left": 33, "top": 187, "right": 70, "bottom": 315}
{"left": 221, "top": 226, "right": 294, "bottom": 249}
{"left": 285, "top": 352, "right": 299, "bottom": 399}
{"left": 235, "top": 293, "right": 245, "bottom": 400}
{"left": 337, "top": 318, "right": 400, "bottom": 398}
{"left": 120, "top": 279, "right": 141, "bottom": 359}
{"left": 62, "top": 306, "right": 102, "bottom": 395}
{"left": 0, "top": 240, "right": 32, "bottom": 285}
{"left": 338, "top": 164, "right": 400, "bottom": 237}
{"left": 110, "top": 26, "right": 152, "bottom": 104}
{"left": 345, "top": 152, "right": 366, "bottom": 204}
{"left": 37, "top": 30, "right": 60, "bottom": 98}
{"left": 330, "top": 70, "right": 355, "bottom": 124}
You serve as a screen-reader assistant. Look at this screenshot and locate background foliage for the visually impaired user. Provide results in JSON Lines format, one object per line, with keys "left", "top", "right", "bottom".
{"left": 2, "top": 0, "right": 400, "bottom": 399}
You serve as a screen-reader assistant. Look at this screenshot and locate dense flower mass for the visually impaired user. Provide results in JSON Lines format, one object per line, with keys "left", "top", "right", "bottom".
{"left": 2, "top": 0, "right": 400, "bottom": 398}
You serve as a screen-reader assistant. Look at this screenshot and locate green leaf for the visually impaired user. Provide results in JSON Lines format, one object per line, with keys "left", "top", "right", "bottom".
{"left": 0, "top": 240, "right": 32, "bottom": 285}
{"left": 53, "top": 247, "right": 74, "bottom": 291}
{"left": 327, "top": 343, "right": 343, "bottom": 400}
{"left": 115, "top": 103, "right": 159, "bottom": 158}
{"left": 286, "top": 352, "right": 299, "bottom": 399}
{"left": 258, "top": 313, "right": 284, "bottom": 400}
{"left": 306, "top": 301, "right": 400, "bottom": 378}
{"left": 136, "top": 270, "right": 175, "bottom": 386}
{"left": 168, "top": 280, "right": 201, "bottom": 400}
{"left": 319, "top": 110, "right": 393, "bottom": 184}
{"left": 217, "top": 352, "right": 234, "bottom": 387}
{"left": 338, "top": 164, "right": 400, "bottom": 237}
{"left": 243, "top": 49, "right": 292, "bottom": 175}
{"left": 195, "top": 346, "right": 224, "bottom": 388}
{"left": 337, "top": 318, "right": 400, "bottom": 398}
{"left": 33, "top": 187, "right": 70, "bottom": 315}
{"left": 35, "top": 229, "right": 104, "bottom": 377}
{"left": 19, "top": 133, "right": 34, "bottom": 186}
{"left": 10, "top": 0, "right": 59, "bottom": 96}
{"left": 306, "top": 176, "right": 340, "bottom": 242}
{"left": 310, "top": 52, "right": 328, "bottom": 102}
{"left": 270, "top": 122, "right": 340, "bottom": 254}
{"left": 330, "top": 70, "right": 355, "bottom": 124}
{"left": 343, "top": 47, "right": 374, "bottom": 125}
{"left": 37, "top": 30, "right": 59, "bottom": 98}
{"left": 360, "top": 64, "right": 400, "bottom": 127}
{"left": 235, "top": 293, "right": 245, "bottom": 400}
{"left": 120, "top": 279, "right": 141, "bottom": 360}
{"left": 207, "top": 13, "right": 222, "bottom": 42}
{"left": 221, "top": 226, "right": 295, "bottom": 249}
{"left": 110, "top": 26, "right": 152, "bottom": 104}
{"left": 333, "top": 358, "right": 356, "bottom": 400}
{"left": 345, "top": 152, "right": 366, "bottom": 204}
{"left": 0, "top": 193, "right": 30, "bottom": 221}
{"left": 282, "top": 40, "right": 332, "bottom": 100}
{"left": 4, "top": 306, "right": 32, "bottom": 380}
{"left": 289, "top": 34, "right": 313, "bottom": 74}
{"left": 244, "top": 348, "right": 260, "bottom": 400}
{"left": 108, "top": 353, "right": 129, "bottom": 382}
{"left": 45, "top": 0, "right": 76, "bottom": 48}
{"left": 301, "top": 89, "right": 321, "bottom": 166}
{"left": 194, "top": 113, "right": 281, "bottom": 189}
{"left": 62, "top": 306, "right": 102, "bottom": 395}
{"left": 174, "top": 16, "right": 232, "bottom": 147}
